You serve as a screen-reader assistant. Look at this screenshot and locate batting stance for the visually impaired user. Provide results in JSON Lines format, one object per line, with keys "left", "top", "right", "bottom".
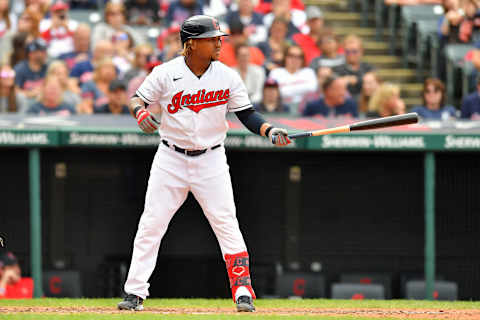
{"left": 118, "top": 15, "right": 291, "bottom": 312}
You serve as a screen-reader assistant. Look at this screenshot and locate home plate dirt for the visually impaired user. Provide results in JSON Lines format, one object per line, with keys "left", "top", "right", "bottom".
{"left": 2, "top": 306, "right": 480, "bottom": 319}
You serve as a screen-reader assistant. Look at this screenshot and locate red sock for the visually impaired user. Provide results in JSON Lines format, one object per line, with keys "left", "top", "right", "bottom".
{"left": 224, "top": 251, "right": 256, "bottom": 301}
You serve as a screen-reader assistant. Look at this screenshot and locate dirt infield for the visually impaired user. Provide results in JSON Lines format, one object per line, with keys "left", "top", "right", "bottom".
{"left": 2, "top": 306, "right": 480, "bottom": 319}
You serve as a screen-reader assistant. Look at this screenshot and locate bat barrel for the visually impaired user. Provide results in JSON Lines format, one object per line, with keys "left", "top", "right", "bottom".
{"left": 349, "top": 112, "right": 418, "bottom": 131}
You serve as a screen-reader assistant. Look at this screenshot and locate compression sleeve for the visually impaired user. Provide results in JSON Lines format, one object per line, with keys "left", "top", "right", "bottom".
{"left": 235, "top": 107, "right": 270, "bottom": 135}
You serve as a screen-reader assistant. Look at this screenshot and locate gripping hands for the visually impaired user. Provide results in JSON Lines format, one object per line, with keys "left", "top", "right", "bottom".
{"left": 269, "top": 127, "right": 291, "bottom": 146}
{"left": 136, "top": 108, "right": 159, "bottom": 134}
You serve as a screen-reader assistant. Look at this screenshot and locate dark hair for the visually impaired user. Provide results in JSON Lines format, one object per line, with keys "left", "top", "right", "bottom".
{"left": 283, "top": 44, "right": 305, "bottom": 67}
{"left": 10, "top": 32, "right": 28, "bottom": 66}
{"left": 322, "top": 73, "right": 339, "bottom": 92}
{"left": 423, "top": 78, "right": 445, "bottom": 107}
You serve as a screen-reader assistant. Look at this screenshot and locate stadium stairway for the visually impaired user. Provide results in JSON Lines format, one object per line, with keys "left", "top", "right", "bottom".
{"left": 306, "top": 0, "right": 423, "bottom": 108}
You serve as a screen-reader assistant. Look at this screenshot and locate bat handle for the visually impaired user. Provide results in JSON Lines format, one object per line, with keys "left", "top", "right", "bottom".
{"left": 288, "top": 132, "right": 312, "bottom": 139}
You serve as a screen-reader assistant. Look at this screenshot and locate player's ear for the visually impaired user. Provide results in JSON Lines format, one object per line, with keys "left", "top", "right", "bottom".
{"left": 190, "top": 39, "right": 197, "bottom": 50}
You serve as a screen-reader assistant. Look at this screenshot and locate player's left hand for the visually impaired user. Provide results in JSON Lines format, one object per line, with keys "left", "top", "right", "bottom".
{"left": 136, "top": 108, "right": 159, "bottom": 134}
{"left": 269, "top": 127, "right": 291, "bottom": 146}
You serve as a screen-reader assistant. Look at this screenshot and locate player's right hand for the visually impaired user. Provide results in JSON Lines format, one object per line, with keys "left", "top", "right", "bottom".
{"left": 136, "top": 108, "right": 159, "bottom": 134}
{"left": 269, "top": 127, "right": 291, "bottom": 146}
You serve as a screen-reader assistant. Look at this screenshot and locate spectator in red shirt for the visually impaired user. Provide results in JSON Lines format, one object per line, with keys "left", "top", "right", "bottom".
{"left": 293, "top": 6, "right": 324, "bottom": 65}
{"left": 0, "top": 252, "right": 21, "bottom": 298}
{"left": 40, "top": 0, "right": 78, "bottom": 58}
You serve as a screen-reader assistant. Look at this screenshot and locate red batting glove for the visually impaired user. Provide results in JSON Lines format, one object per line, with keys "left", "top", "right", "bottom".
{"left": 136, "top": 108, "right": 159, "bottom": 134}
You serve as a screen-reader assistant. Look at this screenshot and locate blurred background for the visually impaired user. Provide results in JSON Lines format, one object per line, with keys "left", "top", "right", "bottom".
{"left": 0, "top": 0, "right": 479, "bottom": 303}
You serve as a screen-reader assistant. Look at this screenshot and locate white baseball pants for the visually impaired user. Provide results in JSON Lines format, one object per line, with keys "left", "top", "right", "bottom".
{"left": 124, "top": 143, "right": 248, "bottom": 299}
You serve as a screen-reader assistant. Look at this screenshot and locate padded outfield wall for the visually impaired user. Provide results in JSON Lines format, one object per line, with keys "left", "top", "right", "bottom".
{"left": 0, "top": 115, "right": 479, "bottom": 299}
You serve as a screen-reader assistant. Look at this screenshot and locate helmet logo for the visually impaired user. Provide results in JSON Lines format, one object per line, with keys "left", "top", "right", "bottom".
{"left": 211, "top": 18, "right": 220, "bottom": 30}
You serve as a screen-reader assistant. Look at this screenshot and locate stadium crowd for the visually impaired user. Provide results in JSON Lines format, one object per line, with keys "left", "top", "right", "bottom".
{"left": 0, "top": 0, "right": 480, "bottom": 119}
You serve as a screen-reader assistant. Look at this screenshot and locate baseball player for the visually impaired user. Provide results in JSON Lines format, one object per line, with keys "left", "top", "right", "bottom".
{"left": 117, "top": 15, "right": 291, "bottom": 312}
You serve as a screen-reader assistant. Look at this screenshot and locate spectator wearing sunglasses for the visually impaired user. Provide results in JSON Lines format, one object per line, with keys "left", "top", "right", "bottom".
{"left": 268, "top": 45, "right": 317, "bottom": 114}
{"left": 333, "top": 35, "right": 374, "bottom": 99}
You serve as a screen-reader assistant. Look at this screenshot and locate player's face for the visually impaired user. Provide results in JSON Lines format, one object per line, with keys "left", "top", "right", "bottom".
{"left": 194, "top": 37, "right": 222, "bottom": 61}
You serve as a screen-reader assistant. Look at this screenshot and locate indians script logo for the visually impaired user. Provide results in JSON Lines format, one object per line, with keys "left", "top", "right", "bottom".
{"left": 167, "top": 89, "right": 229, "bottom": 114}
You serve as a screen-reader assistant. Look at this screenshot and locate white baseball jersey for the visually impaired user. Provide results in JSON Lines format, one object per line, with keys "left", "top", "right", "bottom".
{"left": 136, "top": 56, "right": 252, "bottom": 149}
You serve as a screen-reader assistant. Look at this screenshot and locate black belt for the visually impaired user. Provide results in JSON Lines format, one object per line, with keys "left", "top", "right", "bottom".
{"left": 162, "top": 140, "right": 221, "bottom": 157}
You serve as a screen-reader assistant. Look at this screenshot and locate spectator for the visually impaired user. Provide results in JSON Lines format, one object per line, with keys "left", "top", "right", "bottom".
{"left": 309, "top": 29, "right": 345, "bottom": 70}
{"left": 439, "top": 0, "right": 463, "bottom": 43}
{"left": 254, "top": 78, "right": 290, "bottom": 113}
{"left": 126, "top": 61, "right": 161, "bottom": 113}
{"left": 16, "top": 6, "right": 42, "bottom": 42}
{"left": 158, "top": 26, "right": 182, "bottom": 62}
{"left": 40, "top": 0, "right": 78, "bottom": 58}
{"left": 112, "top": 31, "right": 135, "bottom": 79}
{"left": 0, "top": 64, "right": 23, "bottom": 113}
{"left": 292, "top": 6, "right": 324, "bottom": 65}
{"left": 234, "top": 44, "right": 266, "bottom": 104}
{"left": 95, "top": 79, "right": 130, "bottom": 114}
{"left": 263, "top": 42, "right": 287, "bottom": 76}
{"left": 219, "top": 18, "right": 265, "bottom": 67}
{"left": 458, "top": 0, "right": 480, "bottom": 43}
{"left": 14, "top": 38, "right": 48, "bottom": 106}
{"left": 70, "top": 39, "right": 114, "bottom": 86}
{"left": 298, "top": 66, "right": 332, "bottom": 114}
{"left": 263, "top": 0, "right": 306, "bottom": 37}
{"left": 125, "top": 0, "right": 160, "bottom": 25}
{"left": 461, "top": 75, "right": 480, "bottom": 119}
{"left": 255, "top": 0, "right": 305, "bottom": 14}
{"left": 47, "top": 60, "right": 81, "bottom": 108}
{"left": 334, "top": 35, "right": 374, "bottom": 99}
{"left": 358, "top": 71, "right": 382, "bottom": 116}
{"left": 257, "top": 17, "right": 291, "bottom": 62}
{"left": 10, "top": 32, "right": 29, "bottom": 67}
{"left": 0, "top": 252, "right": 23, "bottom": 299}
{"left": 226, "top": 0, "right": 266, "bottom": 44}
{"left": 0, "top": 0, "right": 16, "bottom": 63}
{"left": 165, "top": 0, "right": 203, "bottom": 27}
{"left": 58, "top": 23, "right": 91, "bottom": 70}
{"left": 91, "top": 2, "right": 145, "bottom": 49}
{"left": 269, "top": 44, "right": 317, "bottom": 112}
{"left": 78, "top": 58, "right": 117, "bottom": 114}
{"left": 123, "top": 43, "right": 154, "bottom": 84}
{"left": 303, "top": 74, "right": 358, "bottom": 117}
{"left": 28, "top": 75, "right": 76, "bottom": 115}
{"left": 367, "top": 82, "right": 405, "bottom": 117}
{"left": 411, "top": 78, "right": 456, "bottom": 119}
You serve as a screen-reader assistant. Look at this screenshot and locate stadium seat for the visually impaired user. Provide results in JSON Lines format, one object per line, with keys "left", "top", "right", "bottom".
{"left": 399, "top": 272, "right": 445, "bottom": 298}
{"left": 416, "top": 20, "right": 438, "bottom": 80}
{"left": 339, "top": 273, "right": 393, "bottom": 299}
{"left": 275, "top": 272, "right": 326, "bottom": 298}
{"left": 405, "top": 280, "right": 458, "bottom": 301}
{"left": 375, "top": 0, "right": 387, "bottom": 41}
{"left": 43, "top": 270, "right": 82, "bottom": 298}
{"left": 331, "top": 283, "right": 385, "bottom": 299}
{"left": 445, "top": 44, "right": 475, "bottom": 105}
{"left": 400, "top": 5, "right": 442, "bottom": 67}
{"left": 69, "top": 9, "right": 102, "bottom": 27}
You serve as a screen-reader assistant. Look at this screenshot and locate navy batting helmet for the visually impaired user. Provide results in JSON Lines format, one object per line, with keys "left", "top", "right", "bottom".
{"left": 180, "top": 15, "right": 228, "bottom": 45}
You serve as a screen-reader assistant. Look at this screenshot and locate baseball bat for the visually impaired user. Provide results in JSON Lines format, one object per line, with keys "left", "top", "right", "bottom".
{"left": 287, "top": 112, "right": 419, "bottom": 140}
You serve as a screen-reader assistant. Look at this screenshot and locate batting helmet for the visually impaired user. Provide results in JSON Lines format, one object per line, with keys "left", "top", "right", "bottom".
{"left": 180, "top": 15, "right": 228, "bottom": 45}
